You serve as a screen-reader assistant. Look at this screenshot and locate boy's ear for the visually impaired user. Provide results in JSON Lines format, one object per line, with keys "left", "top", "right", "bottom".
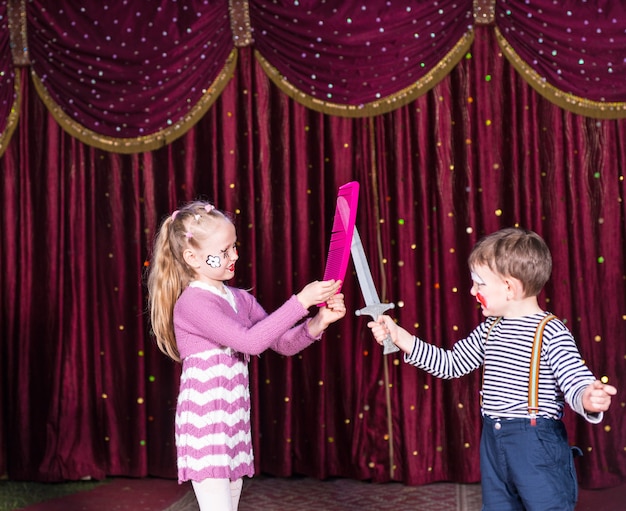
{"left": 505, "top": 277, "right": 525, "bottom": 300}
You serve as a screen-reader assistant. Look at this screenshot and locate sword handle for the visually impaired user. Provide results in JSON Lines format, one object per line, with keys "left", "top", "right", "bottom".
{"left": 355, "top": 303, "right": 400, "bottom": 355}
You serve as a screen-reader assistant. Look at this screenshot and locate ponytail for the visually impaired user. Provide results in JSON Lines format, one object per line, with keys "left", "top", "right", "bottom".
{"left": 147, "top": 216, "right": 186, "bottom": 362}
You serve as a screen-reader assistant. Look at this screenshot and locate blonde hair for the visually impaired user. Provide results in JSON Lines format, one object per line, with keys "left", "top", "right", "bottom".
{"left": 146, "top": 201, "right": 233, "bottom": 361}
{"left": 468, "top": 227, "right": 552, "bottom": 297}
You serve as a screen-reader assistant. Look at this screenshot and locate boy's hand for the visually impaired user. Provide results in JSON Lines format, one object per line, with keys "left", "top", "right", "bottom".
{"left": 582, "top": 380, "right": 617, "bottom": 414}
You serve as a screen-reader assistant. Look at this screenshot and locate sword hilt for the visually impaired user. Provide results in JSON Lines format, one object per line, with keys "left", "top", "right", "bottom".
{"left": 355, "top": 303, "right": 400, "bottom": 355}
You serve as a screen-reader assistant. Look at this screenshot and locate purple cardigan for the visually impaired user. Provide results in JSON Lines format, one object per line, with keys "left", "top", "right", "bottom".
{"left": 172, "top": 284, "right": 320, "bottom": 482}
{"left": 173, "top": 285, "right": 321, "bottom": 358}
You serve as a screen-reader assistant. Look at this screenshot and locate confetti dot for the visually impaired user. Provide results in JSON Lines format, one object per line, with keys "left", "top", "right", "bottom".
{"left": 597, "top": 256, "right": 605, "bottom": 263}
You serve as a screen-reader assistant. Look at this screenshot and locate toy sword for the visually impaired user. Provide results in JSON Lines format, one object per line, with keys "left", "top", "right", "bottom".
{"left": 351, "top": 227, "right": 400, "bottom": 355}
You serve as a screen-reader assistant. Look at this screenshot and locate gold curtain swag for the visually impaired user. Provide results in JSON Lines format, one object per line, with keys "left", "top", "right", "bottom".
{"left": 4, "top": 0, "right": 626, "bottom": 157}
{"left": 0, "top": 72, "right": 21, "bottom": 158}
{"left": 495, "top": 27, "right": 626, "bottom": 120}
{"left": 255, "top": 31, "right": 475, "bottom": 119}
{"left": 30, "top": 50, "right": 238, "bottom": 155}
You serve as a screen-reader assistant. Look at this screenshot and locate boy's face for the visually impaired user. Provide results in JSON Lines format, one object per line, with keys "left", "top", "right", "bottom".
{"left": 470, "top": 264, "right": 510, "bottom": 317}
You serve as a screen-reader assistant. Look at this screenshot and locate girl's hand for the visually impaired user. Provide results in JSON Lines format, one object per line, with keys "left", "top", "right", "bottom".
{"left": 307, "top": 293, "right": 347, "bottom": 337}
{"left": 296, "top": 279, "right": 341, "bottom": 309}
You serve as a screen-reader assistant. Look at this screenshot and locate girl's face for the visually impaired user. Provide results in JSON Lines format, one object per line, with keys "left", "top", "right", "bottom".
{"left": 470, "top": 264, "right": 510, "bottom": 317}
{"left": 193, "top": 220, "right": 239, "bottom": 288}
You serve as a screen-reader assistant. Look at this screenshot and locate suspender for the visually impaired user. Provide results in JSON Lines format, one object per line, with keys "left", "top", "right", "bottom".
{"left": 528, "top": 314, "right": 557, "bottom": 425}
{"left": 482, "top": 314, "right": 557, "bottom": 426}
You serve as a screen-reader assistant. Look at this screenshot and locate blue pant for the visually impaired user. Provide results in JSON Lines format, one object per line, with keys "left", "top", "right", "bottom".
{"left": 480, "top": 416, "right": 579, "bottom": 511}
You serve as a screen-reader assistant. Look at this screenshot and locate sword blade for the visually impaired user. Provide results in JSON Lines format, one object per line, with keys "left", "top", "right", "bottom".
{"left": 350, "top": 227, "right": 399, "bottom": 354}
{"left": 350, "top": 227, "right": 381, "bottom": 304}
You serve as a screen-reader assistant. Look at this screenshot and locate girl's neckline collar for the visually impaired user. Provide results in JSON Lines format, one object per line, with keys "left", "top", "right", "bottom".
{"left": 189, "top": 280, "right": 228, "bottom": 295}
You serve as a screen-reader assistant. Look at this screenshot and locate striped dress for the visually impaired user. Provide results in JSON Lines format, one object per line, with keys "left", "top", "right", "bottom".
{"left": 173, "top": 282, "right": 320, "bottom": 482}
{"left": 404, "top": 312, "right": 601, "bottom": 423}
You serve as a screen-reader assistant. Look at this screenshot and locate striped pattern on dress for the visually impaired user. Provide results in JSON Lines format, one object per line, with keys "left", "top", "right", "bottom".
{"left": 175, "top": 348, "right": 254, "bottom": 482}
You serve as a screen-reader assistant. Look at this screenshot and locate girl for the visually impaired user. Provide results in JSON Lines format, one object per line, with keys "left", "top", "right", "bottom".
{"left": 147, "top": 201, "right": 346, "bottom": 511}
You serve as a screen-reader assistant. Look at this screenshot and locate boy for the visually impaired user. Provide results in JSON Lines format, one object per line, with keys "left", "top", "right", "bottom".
{"left": 368, "top": 227, "right": 616, "bottom": 511}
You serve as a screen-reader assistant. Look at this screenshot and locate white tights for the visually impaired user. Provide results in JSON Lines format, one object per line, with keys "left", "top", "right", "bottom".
{"left": 191, "top": 478, "right": 243, "bottom": 511}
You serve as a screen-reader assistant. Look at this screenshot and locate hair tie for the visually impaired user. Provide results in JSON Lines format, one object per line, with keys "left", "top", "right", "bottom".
{"left": 205, "top": 204, "right": 215, "bottom": 213}
{"left": 185, "top": 231, "right": 193, "bottom": 239}
{"left": 171, "top": 210, "right": 179, "bottom": 220}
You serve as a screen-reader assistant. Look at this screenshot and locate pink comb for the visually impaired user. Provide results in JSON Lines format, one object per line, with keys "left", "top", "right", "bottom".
{"left": 319, "top": 181, "right": 359, "bottom": 305}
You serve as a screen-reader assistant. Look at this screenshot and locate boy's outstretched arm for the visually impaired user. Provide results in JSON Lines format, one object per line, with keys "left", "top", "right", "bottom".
{"left": 582, "top": 380, "right": 617, "bottom": 414}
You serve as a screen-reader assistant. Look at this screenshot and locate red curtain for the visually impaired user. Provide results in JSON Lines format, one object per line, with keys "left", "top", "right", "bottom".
{"left": 1, "top": 1, "right": 625, "bottom": 490}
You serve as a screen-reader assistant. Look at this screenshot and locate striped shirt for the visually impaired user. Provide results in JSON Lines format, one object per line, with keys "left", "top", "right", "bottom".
{"left": 405, "top": 312, "right": 601, "bottom": 423}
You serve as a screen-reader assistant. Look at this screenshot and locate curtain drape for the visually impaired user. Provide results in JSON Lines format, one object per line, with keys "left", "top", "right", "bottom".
{"left": 1, "top": 1, "right": 625, "bottom": 490}
{"left": 2, "top": 0, "right": 626, "bottom": 157}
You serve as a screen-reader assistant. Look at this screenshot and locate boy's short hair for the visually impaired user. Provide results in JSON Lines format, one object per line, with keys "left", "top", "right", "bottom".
{"left": 468, "top": 227, "right": 552, "bottom": 297}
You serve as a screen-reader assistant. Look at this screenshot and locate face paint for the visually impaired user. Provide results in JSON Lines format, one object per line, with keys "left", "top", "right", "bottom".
{"left": 206, "top": 255, "right": 222, "bottom": 268}
{"left": 471, "top": 271, "right": 487, "bottom": 308}
{"left": 476, "top": 293, "right": 487, "bottom": 308}
{"left": 471, "top": 271, "right": 485, "bottom": 285}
